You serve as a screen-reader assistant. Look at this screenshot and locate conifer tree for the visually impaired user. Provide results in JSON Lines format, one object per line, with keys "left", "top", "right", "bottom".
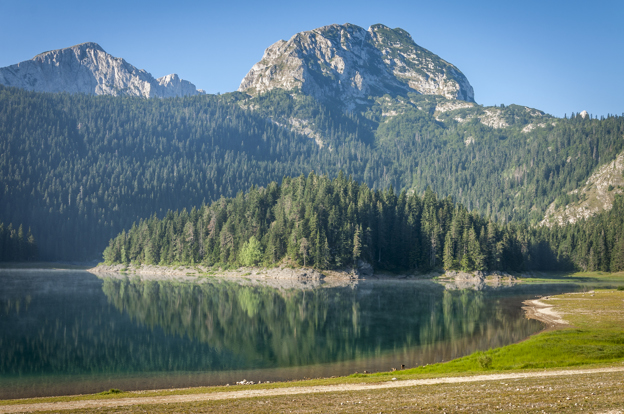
{"left": 443, "top": 231, "right": 454, "bottom": 270}
{"left": 353, "top": 224, "right": 362, "bottom": 265}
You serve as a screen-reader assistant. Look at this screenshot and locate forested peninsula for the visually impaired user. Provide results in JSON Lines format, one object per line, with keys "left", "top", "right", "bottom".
{"left": 101, "top": 173, "right": 624, "bottom": 273}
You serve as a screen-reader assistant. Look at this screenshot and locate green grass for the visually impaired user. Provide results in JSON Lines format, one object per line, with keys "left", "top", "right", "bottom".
{"left": 519, "top": 270, "right": 624, "bottom": 288}
{"left": 362, "top": 288, "right": 624, "bottom": 377}
{"left": 390, "top": 329, "right": 624, "bottom": 376}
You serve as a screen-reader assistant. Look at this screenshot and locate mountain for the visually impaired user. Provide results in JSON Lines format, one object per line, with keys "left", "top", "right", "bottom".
{"left": 0, "top": 42, "right": 204, "bottom": 98}
{"left": 239, "top": 23, "right": 474, "bottom": 111}
{"left": 235, "top": 23, "right": 552, "bottom": 149}
{"left": 2, "top": 24, "right": 624, "bottom": 263}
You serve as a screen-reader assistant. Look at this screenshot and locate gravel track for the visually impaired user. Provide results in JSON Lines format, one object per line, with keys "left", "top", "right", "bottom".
{"left": 3, "top": 366, "right": 624, "bottom": 413}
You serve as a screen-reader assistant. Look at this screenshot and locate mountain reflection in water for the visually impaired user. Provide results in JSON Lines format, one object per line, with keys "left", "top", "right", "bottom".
{"left": 0, "top": 270, "right": 550, "bottom": 398}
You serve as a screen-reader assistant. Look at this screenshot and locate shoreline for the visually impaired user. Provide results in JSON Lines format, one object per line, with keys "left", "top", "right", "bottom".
{"left": 87, "top": 263, "right": 520, "bottom": 290}
{"left": 2, "top": 280, "right": 623, "bottom": 411}
{"left": 521, "top": 296, "right": 570, "bottom": 329}
{"left": 88, "top": 263, "right": 355, "bottom": 279}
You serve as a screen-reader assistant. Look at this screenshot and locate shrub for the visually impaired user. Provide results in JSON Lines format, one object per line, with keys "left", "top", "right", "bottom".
{"left": 98, "top": 388, "right": 122, "bottom": 395}
{"left": 478, "top": 354, "right": 493, "bottom": 369}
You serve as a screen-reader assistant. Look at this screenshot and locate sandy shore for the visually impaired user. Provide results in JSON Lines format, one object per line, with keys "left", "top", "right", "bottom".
{"left": 522, "top": 296, "right": 570, "bottom": 329}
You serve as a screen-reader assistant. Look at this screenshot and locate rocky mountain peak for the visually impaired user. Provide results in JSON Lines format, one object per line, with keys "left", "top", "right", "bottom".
{"left": 34, "top": 42, "right": 106, "bottom": 59}
{"left": 0, "top": 42, "right": 203, "bottom": 98}
{"left": 239, "top": 23, "right": 474, "bottom": 110}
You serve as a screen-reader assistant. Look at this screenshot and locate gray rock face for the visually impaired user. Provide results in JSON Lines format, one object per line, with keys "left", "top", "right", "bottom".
{"left": 155, "top": 73, "right": 201, "bottom": 98}
{"left": 0, "top": 42, "right": 203, "bottom": 98}
{"left": 239, "top": 23, "right": 474, "bottom": 110}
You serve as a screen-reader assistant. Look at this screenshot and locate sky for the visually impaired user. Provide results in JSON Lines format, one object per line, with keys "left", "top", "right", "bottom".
{"left": 1, "top": 0, "right": 622, "bottom": 118}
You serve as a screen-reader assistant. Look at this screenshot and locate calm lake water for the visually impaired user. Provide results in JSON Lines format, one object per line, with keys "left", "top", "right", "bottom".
{"left": 0, "top": 270, "right": 576, "bottom": 399}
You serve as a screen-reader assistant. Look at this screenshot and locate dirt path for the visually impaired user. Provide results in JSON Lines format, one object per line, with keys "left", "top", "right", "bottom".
{"left": 3, "top": 366, "right": 624, "bottom": 413}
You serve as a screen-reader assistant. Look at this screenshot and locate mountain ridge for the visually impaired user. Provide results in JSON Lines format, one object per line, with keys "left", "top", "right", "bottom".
{"left": 0, "top": 42, "right": 204, "bottom": 98}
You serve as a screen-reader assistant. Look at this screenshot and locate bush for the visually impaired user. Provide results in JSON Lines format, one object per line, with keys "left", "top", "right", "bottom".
{"left": 478, "top": 354, "right": 493, "bottom": 369}
{"left": 98, "top": 388, "right": 122, "bottom": 395}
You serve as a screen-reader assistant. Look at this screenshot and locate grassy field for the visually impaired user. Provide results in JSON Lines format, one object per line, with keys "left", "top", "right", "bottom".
{"left": 519, "top": 270, "right": 624, "bottom": 289}
{"left": 2, "top": 272, "right": 624, "bottom": 413}
{"left": 381, "top": 288, "right": 624, "bottom": 377}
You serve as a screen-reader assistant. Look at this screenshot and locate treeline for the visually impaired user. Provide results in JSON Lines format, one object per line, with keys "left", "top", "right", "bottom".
{"left": 102, "top": 173, "right": 581, "bottom": 272}
{"left": 2, "top": 85, "right": 624, "bottom": 261}
{"left": 0, "top": 223, "right": 38, "bottom": 262}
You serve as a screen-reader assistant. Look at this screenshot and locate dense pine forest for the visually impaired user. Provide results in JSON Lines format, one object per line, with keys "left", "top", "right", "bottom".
{"left": 1, "top": 85, "right": 624, "bottom": 261}
{"left": 0, "top": 222, "right": 37, "bottom": 262}
{"left": 102, "top": 172, "right": 624, "bottom": 273}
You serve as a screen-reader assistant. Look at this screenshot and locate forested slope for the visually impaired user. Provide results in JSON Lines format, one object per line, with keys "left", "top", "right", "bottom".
{"left": 0, "top": 222, "right": 37, "bottom": 262}
{"left": 0, "top": 88, "right": 329, "bottom": 259}
{"left": 1, "top": 85, "right": 623, "bottom": 261}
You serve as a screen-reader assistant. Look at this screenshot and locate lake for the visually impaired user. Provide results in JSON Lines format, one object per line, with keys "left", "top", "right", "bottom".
{"left": 0, "top": 270, "right": 575, "bottom": 399}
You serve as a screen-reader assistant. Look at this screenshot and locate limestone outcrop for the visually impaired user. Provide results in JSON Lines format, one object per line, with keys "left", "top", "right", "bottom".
{"left": 239, "top": 23, "right": 474, "bottom": 110}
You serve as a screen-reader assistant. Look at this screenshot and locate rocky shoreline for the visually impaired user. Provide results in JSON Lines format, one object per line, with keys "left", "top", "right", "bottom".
{"left": 88, "top": 263, "right": 520, "bottom": 291}
{"left": 87, "top": 263, "right": 367, "bottom": 290}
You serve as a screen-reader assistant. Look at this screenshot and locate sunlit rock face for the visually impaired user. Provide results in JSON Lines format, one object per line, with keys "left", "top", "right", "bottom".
{"left": 0, "top": 42, "right": 203, "bottom": 98}
{"left": 239, "top": 23, "right": 474, "bottom": 110}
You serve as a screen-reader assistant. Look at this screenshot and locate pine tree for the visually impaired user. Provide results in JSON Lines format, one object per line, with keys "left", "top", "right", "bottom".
{"left": 353, "top": 224, "right": 362, "bottom": 265}
{"left": 468, "top": 227, "right": 485, "bottom": 271}
{"left": 443, "top": 231, "right": 454, "bottom": 270}
{"left": 299, "top": 237, "right": 310, "bottom": 267}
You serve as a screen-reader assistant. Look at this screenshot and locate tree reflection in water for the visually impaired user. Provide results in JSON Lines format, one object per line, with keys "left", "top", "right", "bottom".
{"left": 0, "top": 271, "right": 549, "bottom": 398}
{"left": 101, "top": 277, "right": 541, "bottom": 369}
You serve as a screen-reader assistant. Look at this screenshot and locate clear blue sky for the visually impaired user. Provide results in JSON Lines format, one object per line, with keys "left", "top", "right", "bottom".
{"left": 1, "top": 0, "right": 622, "bottom": 118}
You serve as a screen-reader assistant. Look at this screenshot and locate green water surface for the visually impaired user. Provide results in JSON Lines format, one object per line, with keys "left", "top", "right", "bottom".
{"left": 0, "top": 270, "right": 570, "bottom": 399}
